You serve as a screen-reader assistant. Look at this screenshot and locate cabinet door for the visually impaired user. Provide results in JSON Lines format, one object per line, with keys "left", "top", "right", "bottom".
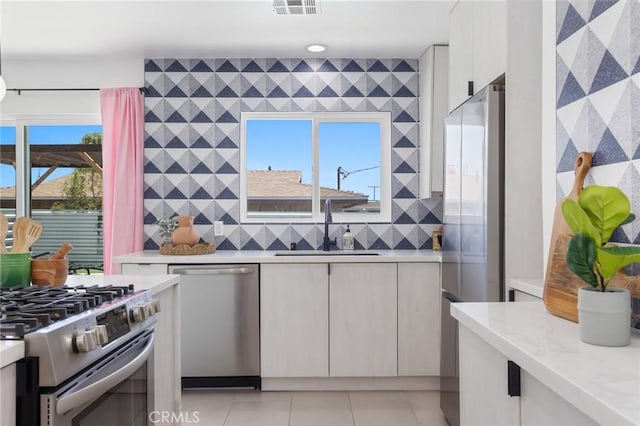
{"left": 153, "top": 285, "right": 181, "bottom": 421}
{"left": 398, "top": 263, "right": 440, "bottom": 376}
{"left": 430, "top": 45, "right": 449, "bottom": 193}
{"left": 261, "top": 264, "right": 329, "bottom": 377}
{"left": 459, "top": 325, "right": 519, "bottom": 425}
{"left": 419, "top": 46, "right": 436, "bottom": 199}
{"left": 120, "top": 263, "right": 168, "bottom": 275}
{"left": 472, "top": 0, "right": 506, "bottom": 92}
{"left": 521, "top": 371, "right": 598, "bottom": 426}
{"left": 449, "top": 0, "right": 473, "bottom": 112}
{"left": 329, "top": 263, "right": 397, "bottom": 377}
{"left": 0, "top": 364, "right": 16, "bottom": 426}
{"left": 419, "top": 46, "right": 449, "bottom": 198}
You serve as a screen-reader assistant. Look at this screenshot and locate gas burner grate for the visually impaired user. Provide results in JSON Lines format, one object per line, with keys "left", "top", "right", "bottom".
{"left": 0, "top": 283, "right": 136, "bottom": 339}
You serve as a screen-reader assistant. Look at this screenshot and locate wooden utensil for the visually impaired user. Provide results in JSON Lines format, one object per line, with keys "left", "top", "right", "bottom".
{"left": 10, "top": 216, "right": 29, "bottom": 253}
{"left": 0, "top": 214, "right": 7, "bottom": 254}
{"left": 10, "top": 217, "right": 43, "bottom": 253}
{"left": 51, "top": 242, "right": 73, "bottom": 259}
{"left": 23, "top": 219, "right": 43, "bottom": 252}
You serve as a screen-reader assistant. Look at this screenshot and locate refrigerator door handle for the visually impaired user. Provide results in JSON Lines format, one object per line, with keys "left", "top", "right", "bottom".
{"left": 442, "top": 290, "right": 463, "bottom": 304}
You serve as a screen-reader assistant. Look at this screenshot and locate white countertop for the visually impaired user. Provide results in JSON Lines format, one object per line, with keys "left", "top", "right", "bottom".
{"left": 509, "top": 277, "right": 544, "bottom": 298}
{"left": 0, "top": 275, "right": 179, "bottom": 368}
{"left": 0, "top": 341, "right": 25, "bottom": 369}
{"left": 114, "top": 249, "right": 442, "bottom": 264}
{"left": 451, "top": 302, "right": 640, "bottom": 426}
{"left": 65, "top": 274, "right": 180, "bottom": 295}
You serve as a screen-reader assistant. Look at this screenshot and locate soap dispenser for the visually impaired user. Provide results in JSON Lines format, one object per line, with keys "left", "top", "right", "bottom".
{"left": 342, "top": 224, "right": 355, "bottom": 250}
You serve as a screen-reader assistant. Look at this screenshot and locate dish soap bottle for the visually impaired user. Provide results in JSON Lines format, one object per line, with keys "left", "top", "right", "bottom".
{"left": 342, "top": 225, "right": 355, "bottom": 250}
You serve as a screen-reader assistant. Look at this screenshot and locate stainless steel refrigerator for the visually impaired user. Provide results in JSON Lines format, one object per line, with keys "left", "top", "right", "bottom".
{"left": 440, "top": 85, "right": 505, "bottom": 426}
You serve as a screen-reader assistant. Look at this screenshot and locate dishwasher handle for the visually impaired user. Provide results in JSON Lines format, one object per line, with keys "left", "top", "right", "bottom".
{"left": 171, "top": 267, "right": 255, "bottom": 275}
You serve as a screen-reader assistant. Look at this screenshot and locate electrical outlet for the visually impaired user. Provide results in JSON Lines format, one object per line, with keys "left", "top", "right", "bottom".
{"left": 214, "top": 221, "right": 224, "bottom": 236}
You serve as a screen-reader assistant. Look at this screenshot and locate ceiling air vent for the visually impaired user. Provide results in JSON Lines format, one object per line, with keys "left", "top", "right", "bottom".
{"left": 273, "top": 0, "right": 319, "bottom": 15}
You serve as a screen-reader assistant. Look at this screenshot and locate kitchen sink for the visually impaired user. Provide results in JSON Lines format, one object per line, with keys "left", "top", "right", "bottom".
{"left": 273, "top": 250, "right": 379, "bottom": 256}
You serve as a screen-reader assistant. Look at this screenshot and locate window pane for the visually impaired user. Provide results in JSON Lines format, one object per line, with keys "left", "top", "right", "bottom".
{"left": 28, "top": 125, "right": 104, "bottom": 268}
{"left": 319, "top": 122, "right": 381, "bottom": 214}
{"left": 246, "top": 119, "right": 313, "bottom": 216}
{"left": 0, "top": 126, "right": 17, "bottom": 242}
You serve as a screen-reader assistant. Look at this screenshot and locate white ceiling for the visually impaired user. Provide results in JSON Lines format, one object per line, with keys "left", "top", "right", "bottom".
{"left": 0, "top": 0, "right": 453, "bottom": 60}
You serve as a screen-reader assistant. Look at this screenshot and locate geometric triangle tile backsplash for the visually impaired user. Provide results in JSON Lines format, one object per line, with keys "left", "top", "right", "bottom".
{"left": 144, "top": 57, "right": 442, "bottom": 250}
{"left": 556, "top": 0, "right": 640, "bottom": 244}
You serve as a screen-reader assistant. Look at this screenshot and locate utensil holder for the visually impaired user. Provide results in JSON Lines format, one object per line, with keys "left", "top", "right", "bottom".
{"left": 0, "top": 253, "right": 32, "bottom": 288}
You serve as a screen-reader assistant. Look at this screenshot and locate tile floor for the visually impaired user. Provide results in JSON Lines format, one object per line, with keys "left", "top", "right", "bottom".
{"left": 181, "top": 390, "right": 449, "bottom": 426}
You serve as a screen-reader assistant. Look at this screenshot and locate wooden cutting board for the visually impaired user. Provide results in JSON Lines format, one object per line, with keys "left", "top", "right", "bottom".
{"left": 543, "top": 152, "right": 640, "bottom": 322}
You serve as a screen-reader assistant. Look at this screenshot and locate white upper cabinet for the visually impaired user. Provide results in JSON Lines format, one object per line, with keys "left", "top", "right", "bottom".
{"left": 472, "top": 0, "right": 507, "bottom": 93}
{"left": 449, "top": 0, "right": 506, "bottom": 112}
{"left": 419, "top": 45, "right": 449, "bottom": 198}
{"left": 449, "top": 1, "right": 474, "bottom": 112}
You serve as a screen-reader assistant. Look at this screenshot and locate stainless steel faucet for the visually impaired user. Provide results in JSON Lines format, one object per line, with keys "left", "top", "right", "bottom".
{"left": 323, "top": 199, "right": 337, "bottom": 251}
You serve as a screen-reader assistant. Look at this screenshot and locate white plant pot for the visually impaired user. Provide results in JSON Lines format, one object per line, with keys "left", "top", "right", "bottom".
{"left": 577, "top": 287, "right": 631, "bottom": 347}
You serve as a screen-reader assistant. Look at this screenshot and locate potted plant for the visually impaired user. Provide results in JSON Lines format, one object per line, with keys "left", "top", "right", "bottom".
{"left": 562, "top": 185, "right": 640, "bottom": 346}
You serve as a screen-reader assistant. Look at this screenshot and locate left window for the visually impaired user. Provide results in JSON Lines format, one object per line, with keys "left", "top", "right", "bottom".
{"left": 0, "top": 117, "right": 103, "bottom": 267}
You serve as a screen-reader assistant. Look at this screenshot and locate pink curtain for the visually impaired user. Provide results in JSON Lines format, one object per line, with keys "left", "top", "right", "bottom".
{"left": 100, "top": 88, "right": 144, "bottom": 273}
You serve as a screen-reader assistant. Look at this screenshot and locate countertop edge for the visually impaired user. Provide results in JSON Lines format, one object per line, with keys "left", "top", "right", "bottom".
{"left": 451, "top": 303, "right": 636, "bottom": 426}
{"left": 509, "top": 278, "right": 544, "bottom": 298}
{"left": 65, "top": 274, "right": 180, "bottom": 295}
{"left": 114, "top": 249, "right": 443, "bottom": 264}
{"left": 0, "top": 341, "right": 25, "bottom": 368}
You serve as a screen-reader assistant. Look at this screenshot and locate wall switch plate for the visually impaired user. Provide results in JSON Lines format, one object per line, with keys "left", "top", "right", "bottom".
{"left": 214, "top": 221, "right": 224, "bottom": 236}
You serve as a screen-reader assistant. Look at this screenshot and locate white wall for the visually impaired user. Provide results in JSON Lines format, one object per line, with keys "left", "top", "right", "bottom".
{"left": 0, "top": 56, "right": 143, "bottom": 116}
{"left": 541, "top": 1, "right": 557, "bottom": 275}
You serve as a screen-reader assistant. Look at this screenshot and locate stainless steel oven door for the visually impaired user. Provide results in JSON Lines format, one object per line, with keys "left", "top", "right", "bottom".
{"left": 43, "top": 330, "right": 154, "bottom": 426}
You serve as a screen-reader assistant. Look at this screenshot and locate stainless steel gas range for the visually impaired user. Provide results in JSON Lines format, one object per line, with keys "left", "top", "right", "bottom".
{"left": 1, "top": 284, "right": 160, "bottom": 426}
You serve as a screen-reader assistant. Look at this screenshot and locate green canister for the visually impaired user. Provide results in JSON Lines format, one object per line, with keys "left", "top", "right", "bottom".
{"left": 0, "top": 252, "right": 32, "bottom": 288}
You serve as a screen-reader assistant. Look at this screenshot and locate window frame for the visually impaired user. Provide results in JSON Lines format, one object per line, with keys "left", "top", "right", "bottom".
{"left": 240, "top": 111, "right": 392, "bottom": 224}
{"left": 1, "top": 114, "right": 101, "bottom": 217}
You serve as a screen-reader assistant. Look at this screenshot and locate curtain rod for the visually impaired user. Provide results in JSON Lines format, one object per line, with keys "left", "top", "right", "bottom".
{"left": 8, "top": 87, "right": 146, "bottom": 95}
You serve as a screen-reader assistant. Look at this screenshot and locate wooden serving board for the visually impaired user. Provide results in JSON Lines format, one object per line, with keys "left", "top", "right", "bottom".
{"left": 543, "top": 152, "right": 640, "bottom": 322}
{"left": 546, "top": 234, "right": 640, "bottom": 322}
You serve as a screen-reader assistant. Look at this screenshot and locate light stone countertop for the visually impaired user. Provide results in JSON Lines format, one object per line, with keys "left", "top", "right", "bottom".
{"left": 0, "top": 275, "right": 179, "bottom": 368}
{"left": 114, "top": 249, "right": 442, "bottom": 264}
{"left": 509, "top": 277, "right": 544, "bottom": 298}
{"left": 0, "top": 341, "right": 25, "bottom": 369}
{"left": 451, "top": 302, "right": 640, "bottom": 426}
{"left": 65, "top": 274, "right": 180, "bottom": 295}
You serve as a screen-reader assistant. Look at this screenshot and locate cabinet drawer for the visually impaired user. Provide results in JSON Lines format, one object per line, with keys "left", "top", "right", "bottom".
{"left": 120, "top": 263, "right": 167, "bottom": 275}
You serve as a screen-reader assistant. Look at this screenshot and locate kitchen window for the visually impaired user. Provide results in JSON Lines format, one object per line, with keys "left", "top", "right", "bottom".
{"left": 240, "top": 112, "right": 391, "bottom": 223}
{"left": 0, "top": 115, "right": 103, "bottom": 266}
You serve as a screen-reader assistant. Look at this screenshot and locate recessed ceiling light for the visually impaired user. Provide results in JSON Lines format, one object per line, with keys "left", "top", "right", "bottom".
{"left": 306, "top": 44, "right": 327, "bottom": 53}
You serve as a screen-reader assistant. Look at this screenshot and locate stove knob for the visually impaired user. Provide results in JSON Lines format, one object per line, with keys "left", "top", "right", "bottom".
{"left": 73, "top": 330, "right": 98, "bottom": 353}
{"left": 90, "top": 325, "right": 109, "bottom": 345}
{"left": 131, "top": 305, "right": 148, "bottom": 323}
{"left": 150, "top": 299, "right": 161, "bottom": 314}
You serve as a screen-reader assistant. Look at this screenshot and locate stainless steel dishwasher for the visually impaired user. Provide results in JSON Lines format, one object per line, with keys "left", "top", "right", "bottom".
{"left": 169, "top": 264, "right": 260, "bottom": 389}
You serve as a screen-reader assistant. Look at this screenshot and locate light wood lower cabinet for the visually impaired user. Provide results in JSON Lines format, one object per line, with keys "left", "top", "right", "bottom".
{"left": 329, "top": 263, "right": 398, "bottom": 377}
{"left": 398, "top": 263, "right": 441, "bottom": 376}
{"left": 120, "top": 263, "right": 168, "bottom": 275}
{"left": 152, "top": 284, "right": 181, "bottom": 422}
{"left": 260, "top": 264, "right": 329, "bottom": 377}
{"left": 460, "top": 324, "right": 598, "bottom": 426}
{"left": 0, "top": 364, "right": 16, "bottom": 426}
{"left": 260, "top": 262, "right": 440, "bottom": 379}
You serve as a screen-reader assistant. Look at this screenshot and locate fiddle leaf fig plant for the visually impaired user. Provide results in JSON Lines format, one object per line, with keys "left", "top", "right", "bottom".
{"left": 562, "top": 185, "right": 640, "bottom": 291}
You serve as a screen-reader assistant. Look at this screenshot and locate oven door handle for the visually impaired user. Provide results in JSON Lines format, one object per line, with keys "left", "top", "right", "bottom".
{"left": 56, "top": 333, "right": 154, "bottom": 415}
